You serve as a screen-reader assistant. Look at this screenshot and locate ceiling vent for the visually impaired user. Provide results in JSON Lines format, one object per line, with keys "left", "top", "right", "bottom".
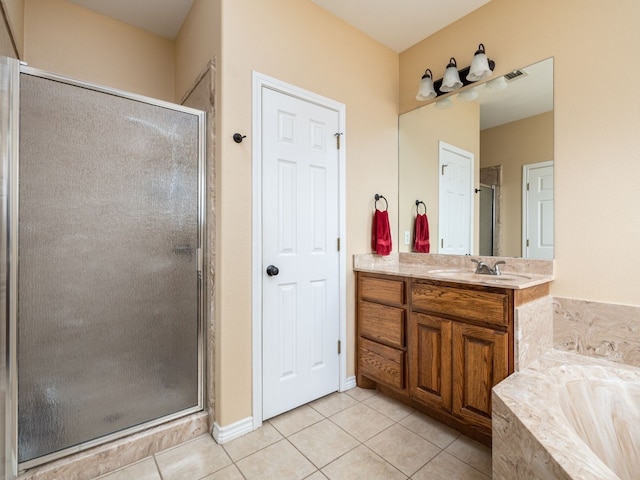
{"left": 504, "top": 69, "right": 528, "bottom": 81}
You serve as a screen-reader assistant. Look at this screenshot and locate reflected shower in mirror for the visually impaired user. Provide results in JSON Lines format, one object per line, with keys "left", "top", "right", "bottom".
{"left": 399, "top": 57, "right": 554, "bottom": 259}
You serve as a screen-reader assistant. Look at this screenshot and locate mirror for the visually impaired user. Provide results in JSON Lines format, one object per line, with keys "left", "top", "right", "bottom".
{"left": 399, "top": 58, "right": 554, "bottom": 258}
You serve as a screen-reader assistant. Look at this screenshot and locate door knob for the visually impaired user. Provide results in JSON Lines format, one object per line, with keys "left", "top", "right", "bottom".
{"left": 266, "top": 265, "right": 279, "bottom": 276}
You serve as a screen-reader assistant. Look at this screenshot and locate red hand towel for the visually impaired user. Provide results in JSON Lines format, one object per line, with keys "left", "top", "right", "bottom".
{"left": 372, "top": 209, "right": 392, "bottom": 255}
{"left": 414, "top": 213, "right": 430, "bottom": 253}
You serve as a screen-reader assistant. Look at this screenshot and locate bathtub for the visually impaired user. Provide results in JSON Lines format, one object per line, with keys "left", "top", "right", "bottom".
{"left": 492, "top": 350, "right": 640, "bottom": 480}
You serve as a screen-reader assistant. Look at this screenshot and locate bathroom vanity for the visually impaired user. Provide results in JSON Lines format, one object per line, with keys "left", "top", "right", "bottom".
{"left": 354, "top": 254, "right": 553, "bottom": 445}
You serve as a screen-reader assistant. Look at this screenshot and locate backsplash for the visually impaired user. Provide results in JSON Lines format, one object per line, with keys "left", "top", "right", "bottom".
{"left": 353, "top": 253, "right": 555, "bottom": 276}
{"left": 554, "top": 297, "right": 640, "bottom": 368}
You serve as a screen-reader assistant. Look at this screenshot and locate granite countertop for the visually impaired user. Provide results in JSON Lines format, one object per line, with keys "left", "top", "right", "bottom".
{"left": 353, "top": 253, "right": 554, "bottom": 290}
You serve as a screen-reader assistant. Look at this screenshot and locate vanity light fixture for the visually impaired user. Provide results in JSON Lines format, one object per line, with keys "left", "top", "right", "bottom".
{"left": 415, "top": 69, "right": 437, "bottom": 101}
{"left": 415, "top": 43, "right": 496, "bottom": 102}
{"left": 440, "top": 57, "right": 463, "bottom": 92}
{"left": 467, "top": 43, "right": 493, "bottom": 81}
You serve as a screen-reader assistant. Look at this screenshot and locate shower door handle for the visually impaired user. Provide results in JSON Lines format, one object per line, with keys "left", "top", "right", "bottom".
{"left": 266, "top": 265, "right": 279, "bottom": 277}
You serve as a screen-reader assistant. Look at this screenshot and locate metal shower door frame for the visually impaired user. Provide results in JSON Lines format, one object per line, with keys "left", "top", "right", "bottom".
{"left": 3, "top": 58, "right": 207, "bottom": 476}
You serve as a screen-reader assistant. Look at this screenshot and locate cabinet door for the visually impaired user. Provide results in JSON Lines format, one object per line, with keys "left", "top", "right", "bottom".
{"left": 452, "top": 322, "right": 508, "bottom": 430}
{"left": 409, "top": 312, "right": 452, "bottom": 411}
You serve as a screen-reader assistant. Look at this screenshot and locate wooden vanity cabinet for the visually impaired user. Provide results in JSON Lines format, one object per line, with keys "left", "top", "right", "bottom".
{"left": 409, "top": 312, "right": 452, "bottom": 411}
{"left": 410, "top": 281, "right": 511, "bottom": 436}
{"left": 356, "top": 271, "right": 548, "bottom": 445}
{"left": 356, "top": 273, "right": 408, "bottom": 396}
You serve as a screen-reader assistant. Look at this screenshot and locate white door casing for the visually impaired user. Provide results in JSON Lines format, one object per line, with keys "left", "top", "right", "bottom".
{"left": 252, "top": 72, "right": 347, "bottom": 428}
{"left": 523, "top": 161, "right": 554, "bottom": 259}
{"left": 438, "top": 142, "right": 474, "bottom": 255}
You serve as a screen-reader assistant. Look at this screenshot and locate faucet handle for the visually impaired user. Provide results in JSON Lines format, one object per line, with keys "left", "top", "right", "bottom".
{"left": 470, "top": 258, "right": 485, "bottom": 274}
{"left": 492, "top": 260, "right": 506, "bottom": 275}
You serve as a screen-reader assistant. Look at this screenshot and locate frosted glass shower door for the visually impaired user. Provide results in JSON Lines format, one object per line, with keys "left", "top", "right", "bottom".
{"left": 16, "top": 71, "right": 204, "bottom": 466}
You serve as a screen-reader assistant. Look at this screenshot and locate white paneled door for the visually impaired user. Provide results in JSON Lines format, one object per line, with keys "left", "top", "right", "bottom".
{"left": 261, "top": 87, "right": 340, "bottom": 420}
{"left": 438, "top": 142, "right": 474, "bottom": 255}
{"left": 523, "top": 161, "right": 554, "bottom": 259}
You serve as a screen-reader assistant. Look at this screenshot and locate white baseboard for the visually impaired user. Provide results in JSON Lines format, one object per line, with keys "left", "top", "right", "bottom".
{"left": 341, "top": 375, "right": 356, "bottom": 391}
{"left": 212, "top": 416, "right": 254, "bottom": 444}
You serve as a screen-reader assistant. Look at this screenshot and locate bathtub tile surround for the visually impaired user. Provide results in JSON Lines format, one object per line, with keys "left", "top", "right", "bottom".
{"left": 554, "top": 296, "right": 640, "bottom": 367}
{"left": 514, "top": 295, "right": 554, "bottom": 371}
{"left": 493, "top": 350, "right": 640, "bottom": 480}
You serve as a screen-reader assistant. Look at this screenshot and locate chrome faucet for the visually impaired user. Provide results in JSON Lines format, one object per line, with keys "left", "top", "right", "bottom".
{"left": 471, "top": 259, "right": 506, "bottom": 276}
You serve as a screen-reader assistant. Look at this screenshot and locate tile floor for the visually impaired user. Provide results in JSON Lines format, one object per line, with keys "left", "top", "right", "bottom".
{"left": 96, "top": 387, "right": 492, "bottom": 480}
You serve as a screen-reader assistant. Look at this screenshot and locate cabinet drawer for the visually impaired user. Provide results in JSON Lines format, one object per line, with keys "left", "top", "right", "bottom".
{"left": 359, "top": 337, "right": 404, "bottom": 390}
{"left": 359, "top": 301, "right": 405, "bottom": 348}
{"left": 411, "top": 283, "right": 508, "bottom": 327}
{"left": 360, "top": 276, "right": 405, "bottom": 306}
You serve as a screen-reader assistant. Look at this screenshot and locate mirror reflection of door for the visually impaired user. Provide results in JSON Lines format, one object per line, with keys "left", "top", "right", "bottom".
{"left": 438, "top": 141, "right": 473, "bottom": 255}
{"left": 523, "top": 161, "right": 554, "bottom": 259}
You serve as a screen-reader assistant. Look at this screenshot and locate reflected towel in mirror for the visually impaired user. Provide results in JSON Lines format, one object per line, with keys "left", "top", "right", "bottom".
{"left": 414, "top": 213, "right": 430, "bottom": 253}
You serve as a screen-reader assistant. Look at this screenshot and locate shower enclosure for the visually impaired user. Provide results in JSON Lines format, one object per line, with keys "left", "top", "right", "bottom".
{"left": 1, "top": 56, "right": 206, "bottom": 478}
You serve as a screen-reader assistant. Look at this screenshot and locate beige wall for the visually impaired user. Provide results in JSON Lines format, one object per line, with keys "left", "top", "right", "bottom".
{"left": 481, "top": 111, "right": 554, "bottom": 257}
{"left": 177, "top": 0, "right": 398, "bottom": 426}
{"left": 175, "top": 0, "right": 219, "bottom": 102}
{"left": 0, "top": 2, "right": 17, "bottom": 58}
{"left": 2, "top": 0, "right": 23, "bottom": 57}
{"left": 217, "top": 0, "right": 398, "bottom": 426}
{"left": 23, "top": 0, "right": 175, "bottom": 102}
{"left": 399, "top": 100, "right": 479, "bottom": 253}
{"left": 400, "top": 0, "right": 640, "bottom": 305}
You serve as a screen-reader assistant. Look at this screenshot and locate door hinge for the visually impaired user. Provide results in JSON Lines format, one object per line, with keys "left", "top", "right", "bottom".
{"left": 334, "top": 132, "right": 343, "bottom": 150}
{"left": 441, "top": 239, "right": 444, "bottom": 248}
{"left": 338, "top": 340, "right": 341, "bottom": 355}
{"left": 526, "top": 239, "right": 530, "bottom": 247}
{"left": 337, "top": 238, "right": 340, "bottom": 251}
{"left": 527, "top": 182, "right": 530, "bottom": 191}
{"left": 441, "top": 164, "right": 448, "bottom": 175}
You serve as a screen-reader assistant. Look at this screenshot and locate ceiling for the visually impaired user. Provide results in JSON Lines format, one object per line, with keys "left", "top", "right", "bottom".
{"left": 68, "top": 0, "right": 492, "bottom": 50}
{"left": 310, "top": 0, "right": 491, "bottom": 52}
{"left": 68, "top": 0, "right": 196, "bottom": 39}
{"left": 66, "top": 0, "right": 551, "bottom": 126}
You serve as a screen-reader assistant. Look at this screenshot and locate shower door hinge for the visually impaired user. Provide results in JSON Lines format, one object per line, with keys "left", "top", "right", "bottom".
{"left": 334, "top": 132, "right": 343, "bottom": 150}
{"left": 197, "top": 248, "right": 203, "bottom": 273}
{"left": 338, "top": 340, "right": 341, "bottom": 355}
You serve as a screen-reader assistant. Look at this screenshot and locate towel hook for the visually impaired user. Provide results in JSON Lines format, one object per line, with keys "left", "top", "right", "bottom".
{"left": 416, "top": 200, "right": 427, "bottom": 214}
{"left": 374, "top": 194, "right": 388, "bottom": 211}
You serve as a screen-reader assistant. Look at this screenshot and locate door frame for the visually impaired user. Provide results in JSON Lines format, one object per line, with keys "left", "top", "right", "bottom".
{"left": 251, "top": 72, "right": 347, "bottom": 430}
{"left": 522, "top": 160, "right": 554, "bottom": 258}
